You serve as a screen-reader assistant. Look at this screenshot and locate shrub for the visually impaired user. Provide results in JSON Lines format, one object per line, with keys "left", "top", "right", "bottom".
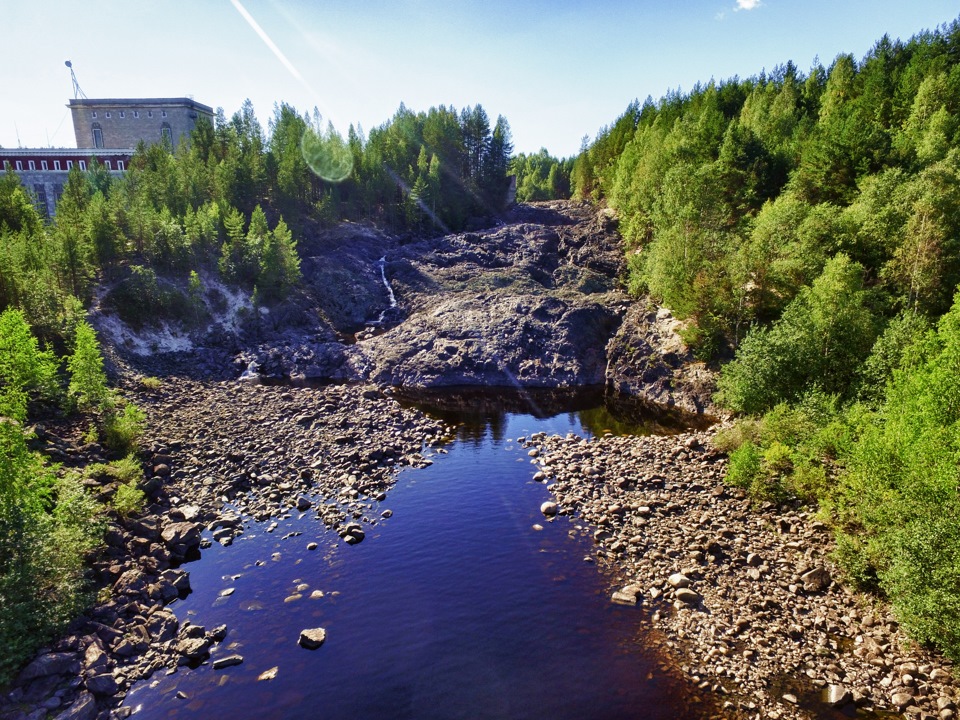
{"left": 0, "top": 308, "right": 58, "bottom": 421}
{"left": 112, "top": 481, "right": 146, "bottom": 518}
{"left": 140, "top": 376, "right": 163, "bottom": 391}
{"left": 67, "top": 321, "right": 109, "bottom": 412}
{"left": 830, "top": 292, "right": 960, "bottom": 661}
{"left": 717, "top": 254, "right": 881, "bottom": 414}
{"left": 103, "top": 402, "right": 146, "bottom": 454}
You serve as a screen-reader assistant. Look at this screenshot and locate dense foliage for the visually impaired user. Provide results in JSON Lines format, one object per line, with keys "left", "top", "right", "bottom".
{"left": 0, "top": 309, "right": 139, "bottom": 682}
{"left": 510, "top": 149, "right": 573, "bottom": 202}
{"left": 1, "top": 100, "right": 514, "bottom": 334}
{"left": 577, "top": 16, "right": 960, "bottom": 660}
{"left": 576, "top": 20, "right": 960, "bottom": 357}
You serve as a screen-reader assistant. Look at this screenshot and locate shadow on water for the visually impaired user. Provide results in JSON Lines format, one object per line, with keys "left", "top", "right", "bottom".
{"left": 393, "top": 385, "right": 715, "bottom": 443}
{"left": 123, "top": 390, "right": 722, "bottom": 720}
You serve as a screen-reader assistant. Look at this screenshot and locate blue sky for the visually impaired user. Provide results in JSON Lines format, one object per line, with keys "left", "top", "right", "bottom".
{"left": 1, "top": 1, "right": 958, "bottom": 157}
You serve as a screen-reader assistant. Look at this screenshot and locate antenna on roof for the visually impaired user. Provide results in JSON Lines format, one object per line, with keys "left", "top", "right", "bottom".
{"left": 64, "top": 60, "right": 87, "bottom": 99}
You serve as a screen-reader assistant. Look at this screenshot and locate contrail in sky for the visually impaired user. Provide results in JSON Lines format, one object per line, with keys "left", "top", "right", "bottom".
{"left": 230, "top": 0, "right": 309, "bottom": 89}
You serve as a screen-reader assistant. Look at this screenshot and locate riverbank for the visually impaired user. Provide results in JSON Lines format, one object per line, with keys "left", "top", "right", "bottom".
{"left": 0, "top": 380, "right": 448, "bottom": 720}
{"left": 526, "top": 427, "right": 959, "bottom": 719}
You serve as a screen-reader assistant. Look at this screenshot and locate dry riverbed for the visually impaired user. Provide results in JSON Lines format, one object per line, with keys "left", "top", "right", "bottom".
{"left": 525, "top": 427, "right": 959, "bottom": 720}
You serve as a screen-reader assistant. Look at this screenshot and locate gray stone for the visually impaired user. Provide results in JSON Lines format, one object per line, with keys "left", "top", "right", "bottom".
{"left": 160, "top": 568, "right": 191, "bottom": 595}
{"left": 611, "top": 585, "right": 643, "bottom": 606}
{"left": 675, "top": 588, "right": 701, "bottom": 605}
{"left": 212, "top": 654, "right": 244, "bottom": 669}
{"left": 19, "top": 652, "right": 79, "bottom": 682}
{"left": 824, "top": 684, "right": 851, "bottom": 707}
{"left": 296, "top": 496, "right": 312, "bottom": 511}
{"left": 85, "top": 673, "right": 118, "bottom": 696}
{"left": 298, "top": 628, "right": 327, "bottom": 649}
{"left": 160, "top": 522, "right": 201, "bottom": 552}
{"left": 540, "top": 501, "right": 558, "bottom": 517}
{"left": 891, "top": 692, "right": 915, "bottom": 711}
{"left": 667, "top": 573, "right": 691, "bottom": 589}
{"left": 801, "top": 566, "right": 832, "bottom": 592}
{"left": 175, "top": 637, "right": 211, "bottom": 661}
{"left": 53, "top": 691, "right": 96, "bottom": 720}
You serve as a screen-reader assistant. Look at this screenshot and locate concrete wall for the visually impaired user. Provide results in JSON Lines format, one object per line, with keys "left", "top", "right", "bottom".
{"left": 69, "top": 98, "right": 214, "bottom": 149}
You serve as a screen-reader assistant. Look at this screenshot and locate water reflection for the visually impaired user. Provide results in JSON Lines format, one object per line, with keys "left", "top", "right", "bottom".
{"left": 393, "top": 385, "right": 712, "bottom": 442}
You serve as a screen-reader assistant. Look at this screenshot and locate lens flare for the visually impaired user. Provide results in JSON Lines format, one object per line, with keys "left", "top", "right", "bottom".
{"left": 301, "top": 126, "right": 353, "bottom": 183}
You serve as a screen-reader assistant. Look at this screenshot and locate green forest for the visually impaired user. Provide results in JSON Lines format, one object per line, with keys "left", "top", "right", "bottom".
{"left": 0, "top": 99, "right": 515, "bottom": 680}
{"left": 3, "top": 13, "right": 960, "bottom": 684}
{"left": 574, "top": 17, "right": 960, "bottom": 660}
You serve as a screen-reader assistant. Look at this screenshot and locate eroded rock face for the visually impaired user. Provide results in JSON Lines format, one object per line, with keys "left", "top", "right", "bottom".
{"left": 104, "top": 201, "right": 717, "bottom": 415}
{"left": 605, "top": 303, "right": 718, "bottom": 415}
{"left": 352, "top": 202, "right": 627, "bottom": 389}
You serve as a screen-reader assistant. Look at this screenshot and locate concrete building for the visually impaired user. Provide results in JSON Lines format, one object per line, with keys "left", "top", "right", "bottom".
{"left": 68, "top": 97, "right": 213, "bottom": 150}
{"left": 0, "top": 148, "right": 131, "bottom": 216}
{"left": 2, "top": 97, "right": 213, "bottom": 217}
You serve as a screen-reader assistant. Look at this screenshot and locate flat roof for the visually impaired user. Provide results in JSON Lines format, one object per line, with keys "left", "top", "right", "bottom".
{"left": 0, "top": 148, "right": 132, "bottom": 157}
{"left": 67, "top": 98, "right": 213, "bottom": 114}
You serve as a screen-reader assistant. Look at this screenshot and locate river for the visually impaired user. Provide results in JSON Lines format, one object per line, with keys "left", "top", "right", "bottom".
{"left": 122, "top": 396, "right": 715, "bottom": 719}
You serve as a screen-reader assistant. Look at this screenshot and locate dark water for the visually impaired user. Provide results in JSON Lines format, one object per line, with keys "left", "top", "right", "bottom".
{"left": 124, "top": 400, "right": 714, "bottom": 719}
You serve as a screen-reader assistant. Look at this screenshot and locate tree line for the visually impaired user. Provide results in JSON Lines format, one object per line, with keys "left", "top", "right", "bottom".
{"left": 574, "top": 16, "right": 960, "bottom": 661}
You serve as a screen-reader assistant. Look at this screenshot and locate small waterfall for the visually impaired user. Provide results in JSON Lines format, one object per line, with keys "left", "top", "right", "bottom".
{"left": 375, "top": 256, "right": 397, "bottom": 325}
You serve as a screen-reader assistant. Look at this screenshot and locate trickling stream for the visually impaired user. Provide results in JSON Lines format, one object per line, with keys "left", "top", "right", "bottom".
{"left": 375, "top": 255, "right": 398, "bottom": 325}
{"left": 123, "top": 397, "right": 715, "bottom": 719}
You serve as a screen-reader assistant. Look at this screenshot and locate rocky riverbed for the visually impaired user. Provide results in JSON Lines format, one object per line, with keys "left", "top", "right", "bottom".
{"left": 525, "top": 427, "right": 959, "bottom": 720}
{"left": 0, "top": 380, "right": 449, "bottom": 720}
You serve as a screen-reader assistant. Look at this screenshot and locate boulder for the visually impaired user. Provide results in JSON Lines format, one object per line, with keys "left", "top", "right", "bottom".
{"left": 212, "top": 654, "right": 244, "bottom": 669}
{"left": 161, "top": 521, "right": 201, "bottom": 555}
{"left": 86, "top": 672, "right": 119, "bottom": 696}
{"left": 19, "top": 652, "right": 80, "bottom": 682}
{"left": 53, "top": 691, "right": 96, "bottom": 720}
{"left": 298, "top": 628, "right": 327, "bottom": 649}
{"left": 675, "top": 588, "right": 701, "bottom": 605}
{"left": 540, "top": 501, "right": 558, "bottom": 517}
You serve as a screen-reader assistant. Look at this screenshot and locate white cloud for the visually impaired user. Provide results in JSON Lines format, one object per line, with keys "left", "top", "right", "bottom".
{"left": 734, "top": 0, "right": 762, "bottom": 10}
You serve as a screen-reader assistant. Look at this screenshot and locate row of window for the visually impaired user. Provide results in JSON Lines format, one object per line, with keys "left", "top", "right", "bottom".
{"left": 91, "top": 110, "right": 167, "bottom": 120}
{"left": 91, "top": 122, "right": 171, "bottom": 149}
{"left": 4, "top": 159, "right": 126, "bottom": 171}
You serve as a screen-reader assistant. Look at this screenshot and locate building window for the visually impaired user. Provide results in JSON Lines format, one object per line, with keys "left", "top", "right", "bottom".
{"left": 133, "top": 111, "right": 139, "bottom": 119}
{"left": 105, "top": 112, "right": 111, "bottom": 119}
{"left": 15, "top": 161, "right": 22, "bottom": 171}
{"left": 161, "top": 110, "right": 167, "bottom": 117}
{"left": 92, "top": 123, "right": 104, "bottom": 149}
{"left": 148, "top": 111, "right": 153, "bottom": 118}
{"left": 2, "top": 161, "right": 8, "bottom": 170}
{"left": 41, "top": 160, "right": 48, "bottom": 170}
{"left": 79, "top": 160, "right": 86, "bottom": 170}
{"left": 54, "top": 160, "right": 61, "bottom": 170}
{"left": 66, "top": 160, "right": 73, "bottom": 169}
{"left": 28, "top": 161, "right": 35, "bottom": 170}
{"left": 161, "top": 123, "right": 173, "bottom": 144}
{"left": 104, "top": 160, "right": 111, "bottom": 170}
{"left": 117, "top": 160, "right": 125, "bottom": 171}
{"left": 92, "top": 111, "right": 97, "bottom": 119}
{"left": 119, "top": 111, "right": 125, "bottom": 119}
{"left": 53, "top": 184, "right": 63, "bottom": 204}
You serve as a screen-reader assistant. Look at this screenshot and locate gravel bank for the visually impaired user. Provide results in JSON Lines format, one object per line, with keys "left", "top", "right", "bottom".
{"left": 524, "top": 428, "right": 958, "bottom": 720}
